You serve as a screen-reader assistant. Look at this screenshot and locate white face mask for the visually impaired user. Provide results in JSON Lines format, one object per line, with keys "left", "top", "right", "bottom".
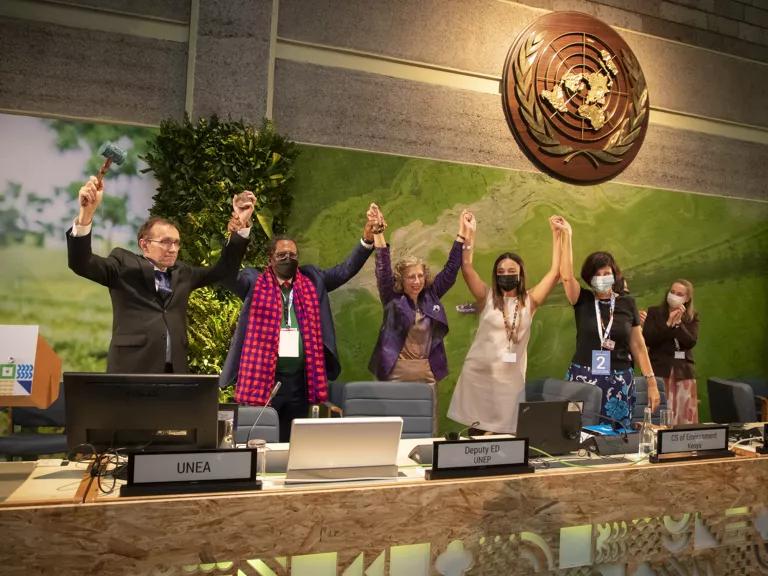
{"left": 667, "top": 292, "right": 686, "bottom": 308}
{"left": 590, "top": 274, "right": 614, "bottom": 293}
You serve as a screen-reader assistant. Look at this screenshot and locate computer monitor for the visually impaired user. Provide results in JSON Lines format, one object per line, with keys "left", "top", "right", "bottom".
{"left": 64, "top": 372, "right": 219, "bottom": 453}
{"left": 515, "top": 401, "right": 582, "bottom": 456}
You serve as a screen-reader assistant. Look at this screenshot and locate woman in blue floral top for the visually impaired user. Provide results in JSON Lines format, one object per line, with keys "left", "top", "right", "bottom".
{"left": 558, "top": 222, "right": 660, "bottom": 428}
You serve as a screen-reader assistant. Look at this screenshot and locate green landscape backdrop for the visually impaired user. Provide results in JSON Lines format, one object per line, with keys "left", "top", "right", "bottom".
{"left": 2, "top": 119, "right": 766, "bottom": 432}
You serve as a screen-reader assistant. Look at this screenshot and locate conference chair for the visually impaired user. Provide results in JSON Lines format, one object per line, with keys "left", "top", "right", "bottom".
{"left": 339, "top": 381, "right": 434, "bottom": 439}
{"left": 235, "top": 406, "right": 280, "bottom": 444}
{"left": 736, "top": 377, "right": 768, "bottom": 421}
{"left": 632, "top": 376, "right": 668, "bottom": 425}
{"left": 525, "top": 378, "right": 603, "bottom": 425}
{"left": 707, "top": 377, "right": 764, "bottom": 423}
{"left": 0, "top": 390, "right": 67, "bottom": 460}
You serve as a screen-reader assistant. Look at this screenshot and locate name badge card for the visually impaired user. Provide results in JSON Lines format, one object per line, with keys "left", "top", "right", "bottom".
{"left": 651, "top": 426, "right": 733, "bottom": 463}
{"left": 674, "top": 351, "right": 686, "bottom": 359}
{"left": 426, "top": 437, "right": 533, "bottom": 480}
{"left": 279, "top": 328, "right": 300, "bottom": 357}
{"left": 122, "top": 449, "right": 259, "bottom": 497}
{"left": 592, "top": 350, "right": 611, "bottom": 375}
{"left": 502, "top": 351, "right": 517, "bottom": 363}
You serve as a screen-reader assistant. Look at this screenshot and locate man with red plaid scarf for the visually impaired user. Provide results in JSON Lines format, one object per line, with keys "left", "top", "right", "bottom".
{"left": 220, "top": 206, "right": 380, "bottom": 441}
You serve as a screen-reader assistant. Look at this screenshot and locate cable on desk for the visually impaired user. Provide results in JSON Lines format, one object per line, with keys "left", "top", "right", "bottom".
{"left": 66, "top": 443, "right": 129, "bottom": 495}
{"left": 529, "top": 446, "right": 650, "bottom": 468}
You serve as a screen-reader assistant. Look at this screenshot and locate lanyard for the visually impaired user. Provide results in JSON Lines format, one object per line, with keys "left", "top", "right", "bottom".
{"left": 593, "top": 292, "right": 615, "bottom": 349}
{"left": 502, "top": 297, "right": 520, "bottom": 346}
{"left": 281, "top": 288, "right": 294, "bottom": 328}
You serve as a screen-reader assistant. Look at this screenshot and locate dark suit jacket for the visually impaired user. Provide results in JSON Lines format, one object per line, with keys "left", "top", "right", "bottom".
{"left": 642, "top": 305, "right": 699, "bottom": 380}
{"left": 219, "top": 242, "right": 373, "bottom": 387}
{"left": 67, "top": 229, "right": 249, "bottom": 373}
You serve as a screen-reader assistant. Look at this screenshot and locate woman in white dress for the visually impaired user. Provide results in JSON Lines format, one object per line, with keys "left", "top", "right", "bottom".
{"left": 447, "top": 212, "right": 568, "bottom": 434}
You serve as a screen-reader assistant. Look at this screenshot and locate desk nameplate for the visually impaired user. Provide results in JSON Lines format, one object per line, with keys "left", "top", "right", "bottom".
{"left": 121, "top": 449, "right": 259, "bottom": 497}
{"left": 426, "top": 437, "right": 533, "bottom": 480}
{"left": 651, "top": 425, "right": 734, "bottom": 463}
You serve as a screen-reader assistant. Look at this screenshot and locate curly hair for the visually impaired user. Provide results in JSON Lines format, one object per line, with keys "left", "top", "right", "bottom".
{"left": 580, "top": 251, "right": 624, "bottom": 294}
{"left": 393, "top": 255, "right": 432, "bottom": 294}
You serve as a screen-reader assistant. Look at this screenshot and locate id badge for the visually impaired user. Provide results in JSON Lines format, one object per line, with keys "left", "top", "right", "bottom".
{"left": 674, "top": 350, "right": 686, "bottom": 360}
{"left": 502, "top": 351, "right": 517, "bottom": 363}
{"left": 278, "top": 328, "right": 300, "bottom": 357}
{"left": 602, "top": 338, "right": 615, "bottom": 351}
{"left": 591, "top": 350, "right": 611, "bottom": 375}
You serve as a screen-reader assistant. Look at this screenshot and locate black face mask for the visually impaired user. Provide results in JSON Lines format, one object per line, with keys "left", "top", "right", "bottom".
{"left": 274, "top": 258, "right": 299, "bottom": 280}
{"left": 496, "top": 274, "right": 520, "bottom": 292}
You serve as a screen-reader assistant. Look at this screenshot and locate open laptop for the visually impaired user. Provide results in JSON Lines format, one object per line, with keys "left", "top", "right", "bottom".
{"left": 516, "top": 401, "right": 582, "bottom": 456}
{"left": 285, "top": 417, "right": 403, "bottom": 483}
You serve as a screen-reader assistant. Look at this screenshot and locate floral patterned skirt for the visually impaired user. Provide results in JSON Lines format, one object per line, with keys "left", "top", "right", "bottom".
{"left": 566, "top": 363, "right": 636, "bottom": 429}
{"left": 665, "top": 372, "right": 698, "bottom": 425}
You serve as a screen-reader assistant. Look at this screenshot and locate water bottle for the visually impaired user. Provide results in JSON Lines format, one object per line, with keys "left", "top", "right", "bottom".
{"left": 638, "top": 406, "right": 655, "bottom": 457}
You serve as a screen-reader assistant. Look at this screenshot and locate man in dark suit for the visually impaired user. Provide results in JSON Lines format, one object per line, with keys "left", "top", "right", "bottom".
{"left": 67, "top": 175, "right": 255, "bottom": 374}
{"left": 220, "top": 206, "right": 379, "bottom": 441}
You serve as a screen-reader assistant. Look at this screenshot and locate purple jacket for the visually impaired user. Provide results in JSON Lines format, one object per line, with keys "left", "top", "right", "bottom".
{"left": 368, "top": 240, "right": 462, "bottom": 382}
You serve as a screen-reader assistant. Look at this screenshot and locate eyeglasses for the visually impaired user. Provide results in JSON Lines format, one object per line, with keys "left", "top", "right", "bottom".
{"left": 274, "top": 251, "right": 298, "bottom": 261}
{"left": 146, "top": 238, "right": 181, "bottom": 248}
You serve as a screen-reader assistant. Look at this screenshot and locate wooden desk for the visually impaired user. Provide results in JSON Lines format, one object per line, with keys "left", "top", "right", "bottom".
{"left": 1, "top": 452, "right": 767, "bottom": 575}
{"left": 0, "top": 459, "right": 91, "bottom": 505}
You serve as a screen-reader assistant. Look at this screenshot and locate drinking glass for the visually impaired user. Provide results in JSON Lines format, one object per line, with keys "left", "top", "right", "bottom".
{"left": 247, "top": 438, "right": 267, "bottom": 483}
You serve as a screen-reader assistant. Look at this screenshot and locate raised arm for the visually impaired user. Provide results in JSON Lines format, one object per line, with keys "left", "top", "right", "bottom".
{"left": 558, "top": 217, "right": 580, "bottom": 305}
{"left": 66, "top": 176, "right": 120, "bottom": 286}
{"left": 432, "top": 213, "right": 467, "bottom": 298}
{"left": 460, "top": 210, "right": 488, "bottom": 304}
{"left": 221, "top": 267, "right": 259, "bottom": 301}
{"left": 320, "top": 204, "right": 377, "bottom": 292}
{"left": 364, "top": 203, "right": 396, "bottom": 304}
{"left": 528, "top": 215, "right": 564, "bottom": 310}
{"left": 192, "top": 191, "right": 255, "bottom": 289}
{"left": 374, "top": 244, "right": 396, "bottom": 304}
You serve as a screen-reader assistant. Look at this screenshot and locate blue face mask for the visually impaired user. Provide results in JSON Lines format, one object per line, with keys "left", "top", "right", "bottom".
{"left": 590, "top": 274, "right": 614, "bottom": 293}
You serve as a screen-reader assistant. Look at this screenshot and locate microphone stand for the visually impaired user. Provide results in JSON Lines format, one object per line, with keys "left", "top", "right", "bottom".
{"left": 445, "top": 421, "right": 481, "bottom": 441}
{"left": 245, "top": 381, "right": 283, "bottom": 447}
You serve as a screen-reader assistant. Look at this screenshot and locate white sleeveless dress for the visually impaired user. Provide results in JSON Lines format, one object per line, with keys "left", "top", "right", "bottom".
{"left": 448, "top": 292, "right": 534, "bottom": 433}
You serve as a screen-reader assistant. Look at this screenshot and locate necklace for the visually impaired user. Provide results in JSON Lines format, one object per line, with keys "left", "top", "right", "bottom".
{"left": 501, "top": 297, "right": 520, "bottom": 345}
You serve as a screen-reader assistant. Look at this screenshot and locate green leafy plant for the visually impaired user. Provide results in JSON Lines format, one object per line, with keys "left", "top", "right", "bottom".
{"left": 142, "top": 115, "right": 298, "bottom": 380}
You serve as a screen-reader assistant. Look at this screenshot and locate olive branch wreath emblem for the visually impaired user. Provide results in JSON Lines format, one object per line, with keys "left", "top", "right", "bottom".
{"left": 513, "top": 31, "right": 648, "bottom": 168}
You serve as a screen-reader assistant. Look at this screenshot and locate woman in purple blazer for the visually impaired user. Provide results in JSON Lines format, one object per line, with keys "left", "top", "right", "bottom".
{"left": 367, "top": 206, "right": 469, "bottom": 433}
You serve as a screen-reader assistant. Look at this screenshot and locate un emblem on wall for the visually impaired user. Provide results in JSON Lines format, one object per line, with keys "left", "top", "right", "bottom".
{"left": 502, "top": 12, "right": 649, "bottom": 184}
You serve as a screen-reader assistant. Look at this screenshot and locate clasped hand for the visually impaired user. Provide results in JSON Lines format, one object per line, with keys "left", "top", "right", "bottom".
{"left": 227, "top": 191, "right": 257, "bottom": 233}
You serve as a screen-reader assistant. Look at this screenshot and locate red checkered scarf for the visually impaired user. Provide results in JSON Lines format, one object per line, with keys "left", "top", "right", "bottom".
{"left": 235, "top": 267, "right": 328, "bottom": 405}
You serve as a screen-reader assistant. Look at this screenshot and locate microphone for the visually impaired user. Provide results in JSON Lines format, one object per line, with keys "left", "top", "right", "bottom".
{"left": 409, "top": 420, "right": 482, "bottom": 466}
{"left": 245, "top": 381, "right": 282, "bottom": 447}
{"left": 445, "top": 421, "right": 481, "bottom": 441}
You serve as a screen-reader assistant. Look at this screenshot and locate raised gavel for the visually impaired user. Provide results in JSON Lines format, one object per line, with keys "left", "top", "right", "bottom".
{"left": 96, "top": 142, "right": 127, "bottom": 186}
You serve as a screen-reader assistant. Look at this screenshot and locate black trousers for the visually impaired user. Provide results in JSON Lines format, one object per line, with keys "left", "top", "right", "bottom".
{"left": 272, "top": 370, "right": 309, "bottom": 442}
